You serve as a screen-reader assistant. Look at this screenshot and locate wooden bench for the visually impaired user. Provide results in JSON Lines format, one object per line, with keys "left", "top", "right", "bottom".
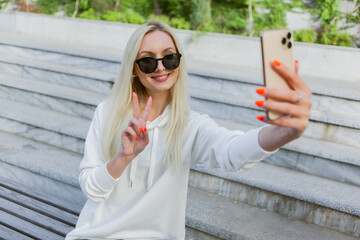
{"left": 0, "top": 177, "right": 81, "bottom": 240}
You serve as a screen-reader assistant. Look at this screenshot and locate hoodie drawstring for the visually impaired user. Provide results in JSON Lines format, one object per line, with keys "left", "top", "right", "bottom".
{"left": 147, "top": 126, "right": 159, "bottom": 190}
{"left": 129, "top": 158, "right": 137, "bottom": 188}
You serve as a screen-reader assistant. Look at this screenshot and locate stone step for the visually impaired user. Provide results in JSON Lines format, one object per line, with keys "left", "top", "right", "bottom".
{"left": 191, "top": 87, "right": 360, "bottom": 130}
{"left": 215, "top": 118, "right": 360, "bottom": 187}
{"left": 186, "top": 187, "right": 359, "bottom": 240}
{"left": 0, "top": 130, "right": 85, "bottom": 206}
{"left": 189, "top": 71, "right": 360, "bottom": 124}
{"left": 0, "top": 53, "right": 114, "bottom": 94}
{"left": 0, "top": 72, "right": 105, "bottom": 119}
{"left": 189, "top": 163, "right": 360, "bottom": 237}
{"left": 190, "top": 88, "right": 360, "bottom": 148}
{"left": 0, "top": 130, "right": 359, "bottom": 237}
{"left": 188, "top": 58, "right": 360, "bottom": 102}
{"left": 0, "top": 97, "right": 89, "bottom": 153}
{"left": 1, "top": 97, "right": 359, "bottom": 187}
{"left": 0, "top": 31, "right": 121, "bottom": 74}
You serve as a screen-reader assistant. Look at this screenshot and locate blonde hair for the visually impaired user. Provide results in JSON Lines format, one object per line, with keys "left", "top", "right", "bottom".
{"left": 101, "top": 19, "right": 190, "bottom": 168}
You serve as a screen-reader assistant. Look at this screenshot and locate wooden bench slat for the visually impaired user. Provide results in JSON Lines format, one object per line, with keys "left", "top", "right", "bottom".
{"left": 0, "top": 196, "right": 74, "bottom": 237}
{"left": 0, "top": 209, "right": 63, "bottom": 240}
{"left": 0, "top": 223, "right": 34, "bottom": 240}
{"left": 0, "top": 185, "right": 78, "bottom": 226}
{"left": 0, "top": 176, "right": 82, "bottom": 215}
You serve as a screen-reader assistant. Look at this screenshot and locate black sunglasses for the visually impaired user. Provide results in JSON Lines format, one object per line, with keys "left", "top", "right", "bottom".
{"left": 135, "top": 53, "right": 182, "bottom": 74}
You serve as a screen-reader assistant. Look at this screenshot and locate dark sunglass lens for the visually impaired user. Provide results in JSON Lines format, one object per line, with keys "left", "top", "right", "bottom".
{"left": 163, "top": 54, "right": 180, "bottom": 70}
{"left": 139, "top": 58, "right": 157, "bottom": 73}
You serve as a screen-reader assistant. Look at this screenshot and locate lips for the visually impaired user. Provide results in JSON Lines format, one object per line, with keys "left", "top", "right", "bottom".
{"left": 152, "top": 73, "right": 170, "bottom": 82}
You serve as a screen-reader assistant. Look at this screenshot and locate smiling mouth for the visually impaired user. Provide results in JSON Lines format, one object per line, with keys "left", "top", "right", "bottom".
{"left": 152, "top": 73, "right": 170, "bottom": 82}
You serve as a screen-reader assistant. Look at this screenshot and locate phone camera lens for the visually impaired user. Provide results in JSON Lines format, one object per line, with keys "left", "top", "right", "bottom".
{"left": 287, "top": 32, "right": 292, "bottom": 39}
{"left": 282, "top": 37, "right": 286, "bottom": 44}
{"left": 287, "top": 41, "right": 292, "bottom": 48}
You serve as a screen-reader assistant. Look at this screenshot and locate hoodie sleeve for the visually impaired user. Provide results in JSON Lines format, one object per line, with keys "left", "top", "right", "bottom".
{"left": 78, "top": 101, "right": 119, "bottom": 202}
{"left": 191, "top": 114, "right": 276, "bottom": 172}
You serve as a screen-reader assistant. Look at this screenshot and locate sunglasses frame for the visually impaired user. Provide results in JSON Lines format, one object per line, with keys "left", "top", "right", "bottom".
{"left": 135, "top": 53, "right": 182, "bottom": 74}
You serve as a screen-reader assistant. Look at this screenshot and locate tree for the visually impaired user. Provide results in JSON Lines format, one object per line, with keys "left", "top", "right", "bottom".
{"left": 153, "top": 0, "right": 162, "bottom": 16}
{"left": 72, "top": 0, "right": 80, "bottom": 18}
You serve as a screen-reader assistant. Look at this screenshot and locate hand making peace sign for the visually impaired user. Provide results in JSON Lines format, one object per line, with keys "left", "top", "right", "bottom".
{"left": 121, "top": 92, "right": 152, "bottom": 162}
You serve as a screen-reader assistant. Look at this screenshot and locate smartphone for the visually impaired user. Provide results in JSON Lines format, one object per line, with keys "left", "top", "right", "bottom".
{"left": 260, "top": 29, "right": 295, "bottom": 120}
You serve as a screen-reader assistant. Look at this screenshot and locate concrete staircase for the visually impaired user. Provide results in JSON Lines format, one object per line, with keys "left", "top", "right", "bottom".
{"left": 0, "top": 19, "right": 360, "bottom": 239}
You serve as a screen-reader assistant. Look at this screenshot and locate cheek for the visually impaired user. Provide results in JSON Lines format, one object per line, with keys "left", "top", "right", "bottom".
{"left": 171, "top": 70, "right": 179, "bottom": 83}
{"left": 138, "top": 75, "right": 150, "bottom": 88}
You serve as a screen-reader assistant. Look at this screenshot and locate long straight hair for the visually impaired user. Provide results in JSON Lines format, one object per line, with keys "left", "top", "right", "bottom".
{"left": 100, "top": 20, "right": 190, "bottom": 168}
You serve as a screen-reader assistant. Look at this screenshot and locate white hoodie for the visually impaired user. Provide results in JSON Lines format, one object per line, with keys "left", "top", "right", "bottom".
{"left": 66, "top": 101, "right": 274, "bottom": 240}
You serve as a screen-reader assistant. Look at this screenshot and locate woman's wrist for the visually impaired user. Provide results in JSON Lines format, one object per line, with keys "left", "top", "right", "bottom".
{"left": 106, "top": 151, "right": 134, "bottom": 179}
{"left": 116, "top": 151, "right": 135, "bottom": 165}
{"left": 258, "top": 125, "right": 300, "bottom": 152}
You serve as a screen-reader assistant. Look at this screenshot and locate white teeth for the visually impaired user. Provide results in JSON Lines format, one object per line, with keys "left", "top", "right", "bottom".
{"left": 155, "top": 75, "right": 167, "bottom": 79}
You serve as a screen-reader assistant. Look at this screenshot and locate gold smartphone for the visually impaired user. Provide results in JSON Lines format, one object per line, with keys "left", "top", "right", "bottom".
{"left": 260, "top": 29, "right": 295, "bottom": 120}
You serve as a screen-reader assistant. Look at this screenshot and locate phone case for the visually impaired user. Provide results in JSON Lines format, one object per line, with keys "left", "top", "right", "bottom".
{"left": 260, "top": 29, "right": 295, "bottom": 120}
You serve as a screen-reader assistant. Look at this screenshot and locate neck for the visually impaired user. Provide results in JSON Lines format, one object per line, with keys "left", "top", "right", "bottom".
{"left": 147, "top": 90, "right": 170, "bottom": 121}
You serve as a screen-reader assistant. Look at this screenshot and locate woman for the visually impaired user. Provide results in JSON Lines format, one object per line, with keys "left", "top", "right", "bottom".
{"left": 66, "top": 19, "right": 312, "bottom": 240}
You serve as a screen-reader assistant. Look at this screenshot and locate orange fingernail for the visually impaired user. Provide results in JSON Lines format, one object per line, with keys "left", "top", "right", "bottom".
{"left": 295, "top": 60, "right": 299, "bottom": 64}
{"left": 257, "top": 115, "right": 265, "bottom": 121}
{"left": 256, "top": 88, "right": 266, "bottom": 95}
{"left": 255, "top": 100, "right": 265, "bottom": 107}
{"left": 139, "top": 127, "right": 143, "bottom": 133}
{"left": 144, "top": 126, "right": 147, "bottom": 132}
{"left": 273, "top": 59, "right": 281, "bottom": 67}
{"left": 135, "top": 136, "right": 138, "bottom": 141}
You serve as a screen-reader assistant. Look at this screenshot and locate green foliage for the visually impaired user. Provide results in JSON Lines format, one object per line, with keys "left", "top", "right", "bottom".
{"left": 62, "top": 0, "right": 90, "bottom": 17}
{"left": 190, "top": 0, "right": 212, "bottom": 31}
{"left": 37, "top": 0, "right": 59, "bottom": 15}
{"left": 148, "top": 14, "right": 171, "bottom": 25}
{"left": 253, "top": 0, "right": 289, "bottom": 35}
{"left": 213, "top": 8, "right": 247, "bottom": 34}
{"left": 319, "top": 30, "right": 353, "bottom": 47}
{"left": 211, "top": 0, "right": 248, "bottom": 34}
{"left": 0, "top": 0, "right": 11, "bottom": 10}
{"left": 119, "top": 0, "right": 153, "bottom": 16}
{"left": 169, "top": 17, "right": 190, "bottom": 30}
{"left": 101, "top": 11, "right": 121, "bottom": 22}
{"left": 119, "top": 9, "right": 146, "bottom": 24}
{"left": 147, "top": 14, "right": 190, "bottom": 30}
{"left": 78, "top": 8, "right": 100, "bottom": 20}
{"left": 158, "top": 0, "right": 193, "bottom": 20}
{"left": 294, "top": 29, "right": 317, "bottom": 43}
{"left": 90, "top": 0, "right": 114, "bottom": 14}
{"left": 307, "top": 0, "right": 342, "bottom": 32}
{"left": 345, "top": 0, "right": 360, "bottom": 24}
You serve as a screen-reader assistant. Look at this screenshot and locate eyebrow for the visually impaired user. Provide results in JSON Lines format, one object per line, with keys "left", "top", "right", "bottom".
{"left": 138, "top": 47, "right": 176, "bottom": 56}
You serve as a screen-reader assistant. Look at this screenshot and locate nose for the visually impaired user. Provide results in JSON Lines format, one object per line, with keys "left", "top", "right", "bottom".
{"left": 155, "top": 59, "right": 165, "bottom": 72}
